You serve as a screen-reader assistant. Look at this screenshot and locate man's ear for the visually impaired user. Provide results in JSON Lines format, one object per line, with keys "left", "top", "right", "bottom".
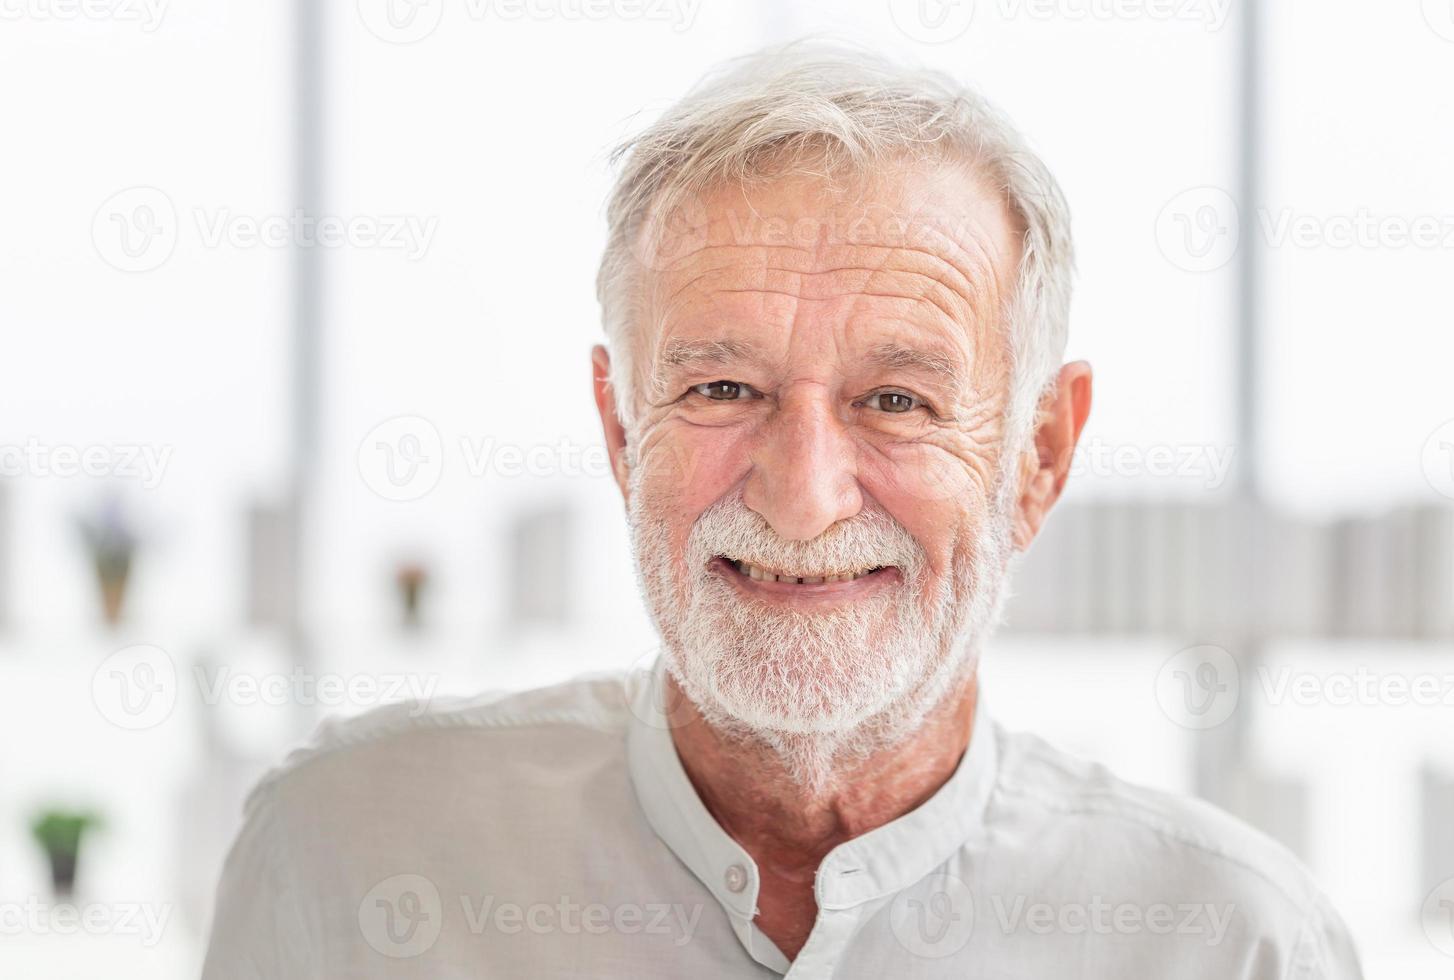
{"left": 591, "top": 345, "right": 632, "bottom": 501}
{"left": 1013, "top": 361, "right": 1092, "bottom": 550}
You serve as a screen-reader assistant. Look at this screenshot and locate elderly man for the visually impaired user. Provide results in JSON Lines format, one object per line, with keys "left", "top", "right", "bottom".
{"left": 203, "top": 44, "right": 1361, "bottom": 978}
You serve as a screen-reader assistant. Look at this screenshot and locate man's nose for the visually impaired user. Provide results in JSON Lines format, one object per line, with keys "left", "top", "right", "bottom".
{"left": 743, "top": 389, "right": 863, "bottom": 541}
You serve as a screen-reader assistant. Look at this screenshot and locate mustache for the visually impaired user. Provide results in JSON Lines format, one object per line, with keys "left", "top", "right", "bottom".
{"left": 685, "top": 492, "right": 927, "bottom": 578}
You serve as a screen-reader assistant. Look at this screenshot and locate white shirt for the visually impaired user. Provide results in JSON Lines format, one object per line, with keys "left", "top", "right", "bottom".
{"left": 202, "top": 660, "right": 1362, "bottom": 978}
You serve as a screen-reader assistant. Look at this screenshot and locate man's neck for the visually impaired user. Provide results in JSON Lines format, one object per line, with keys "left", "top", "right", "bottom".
{"left": 665, "top": 674, "right": 978, "bottom": 959}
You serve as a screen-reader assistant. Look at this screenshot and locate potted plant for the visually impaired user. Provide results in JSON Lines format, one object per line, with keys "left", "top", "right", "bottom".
{"left": 78, "top": 496, "right": 138, "bottom": 626}
{"left": 31, "top": 809, "right": 101, "bottom": 897}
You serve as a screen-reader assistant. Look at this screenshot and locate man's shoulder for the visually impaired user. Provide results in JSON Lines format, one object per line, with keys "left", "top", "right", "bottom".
{"left": 246, "top": 670, "right": 639, "bottom": 815}
{"left": 990, "top": 722, "right": 1329, "bottom": 916}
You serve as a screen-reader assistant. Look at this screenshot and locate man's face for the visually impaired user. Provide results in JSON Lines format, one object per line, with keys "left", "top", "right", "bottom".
{"left": 618, "top": 161, "right": 1027, "bottom": 753}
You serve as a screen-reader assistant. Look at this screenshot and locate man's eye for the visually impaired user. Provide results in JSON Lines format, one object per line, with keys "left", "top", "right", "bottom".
{"left": 691, "top": 380, "right": 754, "bottom": 401}
{"left": 869, "top": 391, "right": 919, "bottom": 414}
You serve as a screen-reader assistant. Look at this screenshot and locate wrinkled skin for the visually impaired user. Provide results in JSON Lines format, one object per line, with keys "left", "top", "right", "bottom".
{"left": 592, "top": 160, "right": 1092, "bottom": 960}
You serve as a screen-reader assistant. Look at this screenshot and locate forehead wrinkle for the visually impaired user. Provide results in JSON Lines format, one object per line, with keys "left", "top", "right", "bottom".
{"left": 660, "top": 242, "right": 816, "bottom": 308}
{"left": 667, "top": 258, "right": 979, "bottom": 336}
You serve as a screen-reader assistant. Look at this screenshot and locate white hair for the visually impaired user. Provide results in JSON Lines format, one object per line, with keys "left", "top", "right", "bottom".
{"left": 596, "top": 40, "right": 1075, "bottom": 453}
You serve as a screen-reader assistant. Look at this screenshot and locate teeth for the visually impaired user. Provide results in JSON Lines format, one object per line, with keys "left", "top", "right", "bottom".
{"left": 729, "top": 559, "right": 880, "bottom": 584}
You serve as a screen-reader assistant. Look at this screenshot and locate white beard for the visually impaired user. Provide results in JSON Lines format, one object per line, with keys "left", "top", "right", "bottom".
{"left": 628, "top": 473, "right": 1017, "bottom": 793}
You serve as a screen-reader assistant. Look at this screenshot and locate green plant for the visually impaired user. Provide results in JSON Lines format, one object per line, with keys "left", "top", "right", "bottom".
{"left": 31, "top": 810, "right": 102, "bottom": 896}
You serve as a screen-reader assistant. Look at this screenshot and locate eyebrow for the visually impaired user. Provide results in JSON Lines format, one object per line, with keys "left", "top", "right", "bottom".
{"left": 649, "top": 336, "right": 970, "bottom": 407}
{"left": 657, "top": 337, "right": 766, "bottom": 369}
{"left": 647, "top": 337, "right": 770, "bottom": 403}
{"left": 863, "top": 341, "right": 971, "bottom": 405}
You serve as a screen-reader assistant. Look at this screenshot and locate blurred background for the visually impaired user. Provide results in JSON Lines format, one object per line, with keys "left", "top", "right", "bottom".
{"left": 1, "top": 0, "right": 1452, "bottom": 976}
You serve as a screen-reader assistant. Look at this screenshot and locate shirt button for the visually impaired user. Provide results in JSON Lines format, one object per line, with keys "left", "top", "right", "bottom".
{"left": 724, "top": 864, "right": 748, "bottom": 893}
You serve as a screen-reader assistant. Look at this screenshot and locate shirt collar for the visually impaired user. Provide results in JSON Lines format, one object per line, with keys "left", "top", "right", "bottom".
{"left": 625, "top": 656, "right": 999, "bottom": 923}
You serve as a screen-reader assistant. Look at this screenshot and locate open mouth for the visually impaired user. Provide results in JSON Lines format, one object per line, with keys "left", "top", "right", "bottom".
{"left": 710, "top": 555, "right": 898, "bottom": 596}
